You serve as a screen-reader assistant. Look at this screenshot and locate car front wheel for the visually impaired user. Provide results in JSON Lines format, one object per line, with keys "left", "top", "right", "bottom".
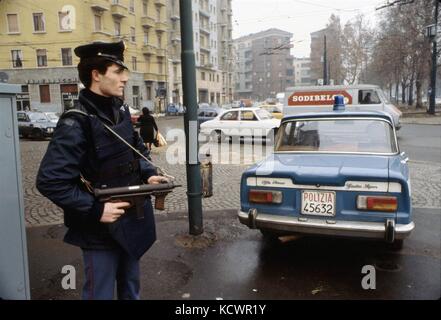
{"left": 211, "top": 130, "right": 224, "bottom": 143}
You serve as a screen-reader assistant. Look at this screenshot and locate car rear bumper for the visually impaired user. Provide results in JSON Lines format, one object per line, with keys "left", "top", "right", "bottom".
{"left": 238, "top": 209, "right": 414, "bottom": 241}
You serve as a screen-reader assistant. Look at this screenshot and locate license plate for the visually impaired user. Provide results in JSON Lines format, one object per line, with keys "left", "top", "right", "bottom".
{"left": 301, "top": 190, "right": 336, "bottom": 216}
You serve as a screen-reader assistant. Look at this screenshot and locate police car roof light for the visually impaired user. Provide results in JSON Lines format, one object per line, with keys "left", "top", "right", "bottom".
{"left": 333, "top": 95, "right": 345, "bottom": 111}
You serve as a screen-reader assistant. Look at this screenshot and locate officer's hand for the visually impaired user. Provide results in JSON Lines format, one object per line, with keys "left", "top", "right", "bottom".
{"left": 100, "top": 202, "right": 131, "bottom": 223}
{"left": 148, "top": 176, "right": 169, "bottom": 185}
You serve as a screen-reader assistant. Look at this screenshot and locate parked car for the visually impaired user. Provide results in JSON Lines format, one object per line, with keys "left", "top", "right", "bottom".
{"left": 17, "top": 111, "right": 57, "bottom": 139}
{"left": 44, "top": 112, "right": 60, "bottom": 124}
{"left": 259, "top": 104, "right": 283, "bottom": 119}
{"left": 238, "top": 100, "right": 414, "bottom": 250}
{"left": 198, "top": 106, "right": 222, "bottom": 126}
{"left": 199, "top": 107, "right": 280, "bottom": 143}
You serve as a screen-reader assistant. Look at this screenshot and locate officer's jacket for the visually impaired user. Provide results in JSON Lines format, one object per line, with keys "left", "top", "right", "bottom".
{"left": 36, "top": 90, "right": 157, "bottom": 259}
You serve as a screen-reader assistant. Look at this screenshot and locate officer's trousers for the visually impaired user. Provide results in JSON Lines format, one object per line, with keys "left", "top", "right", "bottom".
{"left": 82, "top": 247, "right": 140, "bottom": 300}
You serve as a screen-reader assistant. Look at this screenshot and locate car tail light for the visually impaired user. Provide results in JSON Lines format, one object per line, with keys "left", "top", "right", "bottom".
{"left": 357, "top": 196, "right": 397, "bottom": 212}
{"left": 249, "top": 190, "right": 282, "bottom": 204}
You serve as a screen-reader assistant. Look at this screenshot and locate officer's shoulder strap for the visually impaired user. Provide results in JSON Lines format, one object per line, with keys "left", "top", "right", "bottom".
{"left": 63, "top": 109, "right": 89, "bottom": 118}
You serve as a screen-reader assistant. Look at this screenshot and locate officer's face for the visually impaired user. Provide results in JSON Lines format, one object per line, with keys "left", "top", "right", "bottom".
{"left": 94, "top": 64, "right": 129, "bottom": 97}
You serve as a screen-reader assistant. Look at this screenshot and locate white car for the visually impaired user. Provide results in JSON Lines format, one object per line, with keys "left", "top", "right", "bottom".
{"left": 44, "top": 112, "right": 60, "bottom": 124}
{"left": 200, "top": 107, "right": 281, "bottom": 143}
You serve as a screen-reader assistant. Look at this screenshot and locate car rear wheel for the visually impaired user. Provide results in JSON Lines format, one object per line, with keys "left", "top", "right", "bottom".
{"left": 32, "top": 129, "right": 43, "bottom": 140}
{"left": 387, "top": 239, "right": 403, "bottom": 251}
{"left": 211, "top": 130, "right": 224, "bottom": 143}
{"left": 260, "top": 229, "right": 280, "bottom": 244}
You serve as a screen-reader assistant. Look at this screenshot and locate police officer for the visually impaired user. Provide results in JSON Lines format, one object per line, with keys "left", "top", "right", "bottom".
{"left": 36, "top": 41, "right": 167, "bottom": 300}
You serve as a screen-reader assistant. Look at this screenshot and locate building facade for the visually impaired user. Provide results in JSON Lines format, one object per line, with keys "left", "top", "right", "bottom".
{"left": 293, "top": 57, "right": 312, "bottom": 86}
{"left": 234, "top": 28, "right": 295, "bottom": 101}
{"left": 0, "top": 0, "right": 167, "bottom": 113}
{"left": 166, "top": 0, "right": 234, "bottom": 107}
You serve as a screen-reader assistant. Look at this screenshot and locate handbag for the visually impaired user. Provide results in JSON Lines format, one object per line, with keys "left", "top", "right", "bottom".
{"left": 155, "top": 132, "right": 167, "bottom": 147}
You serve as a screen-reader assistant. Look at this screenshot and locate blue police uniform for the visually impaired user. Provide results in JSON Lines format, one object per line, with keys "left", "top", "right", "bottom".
{"left": 36, "top": 41, "right": 157, "bottom": 300}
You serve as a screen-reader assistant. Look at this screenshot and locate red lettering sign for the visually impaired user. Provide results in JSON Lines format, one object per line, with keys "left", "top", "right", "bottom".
{"left": 288, "top": 90, "right": 353, "bottom": 106}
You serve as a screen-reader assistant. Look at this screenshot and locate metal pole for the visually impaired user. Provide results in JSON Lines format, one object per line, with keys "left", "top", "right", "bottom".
{"left": 429, "top": 0, "right": 439, "bottom": 115}
{"left": 179, "top": 0, "right": 203, "bottom": 235}
{"left": 323, "top": 35, "right": 328, "bottom": 85}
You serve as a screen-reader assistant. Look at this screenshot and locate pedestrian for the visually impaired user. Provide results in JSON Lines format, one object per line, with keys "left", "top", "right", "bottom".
{"left": 36, "top": 40, "right": 168, "bottom": 300}
{"left": 138, "top": 107, "right": 158, "bottom": 150}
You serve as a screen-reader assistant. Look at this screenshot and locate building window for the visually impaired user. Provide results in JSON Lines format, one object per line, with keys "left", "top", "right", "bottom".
{"left": 143, "top": 1, "right": 148, "bottom": 15}
{"left": 158, "top": 61, "right": 163, "bottom": 74}
{"left": 132, "top": 56, "right": 137, "bottom": 71}
{"left": 201, "top": 72, "right": 206, "bottom": 81}
{"left": 114, "top": 21, "right": 121, "bottom": 36}
{"left": 156, "top": 7, "right": 161, "bottom": 21}
{"left": 144, "top": 31, "right": 149, "bottom": 44}
{"left": 36, "top": 49, "right": 47, "bottom": 67}
{"left": 157, "top": 34, "right": 162, "bottom": 48}
{"left": 7, "top": 13, "right": 19, "bottom": 33}
{"left": 94, "top": 14, "right": 102, "bottom": 31}
{"left": 146, "top": 85, "right": 152, "bottom": 100}
{"left": 129, "top": 0, "right": 135, "bottom": 13}
{"left": 33, "top": 13, "right": 45, "bottom": 32}
{"left": 39, "top": 85, "right": 50, "bottom": 103}
{"left": 11, "top": 50, "right": 23, "bottom": 68}
{"left": 132, "top": 86, "right": 140, "bottom": 107}
{"left": 61, "top": 48, "right": 72, "bottom": 66}
{"left": 130, "top": 27, "right": 136, "bottom": 42}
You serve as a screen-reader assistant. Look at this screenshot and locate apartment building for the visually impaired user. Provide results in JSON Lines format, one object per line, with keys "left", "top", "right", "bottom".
{"left": 166, "top": 0, "right": 233, "bottom": 106}
{"left": 293, "top": 57, "right": 312, "bottom": 86}
{"left": 234, "top": 28, "right": 295, "bottom": 101}
{"left": 0, "top": 0, "right": 168, "bottom": 113}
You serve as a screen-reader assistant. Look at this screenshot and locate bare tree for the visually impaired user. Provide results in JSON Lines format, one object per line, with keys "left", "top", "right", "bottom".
{"left": 341, "top": 14, "right": 374, "bottom": 84}
{"left": 367, "top": 0, "right": 432, "bottom": 107}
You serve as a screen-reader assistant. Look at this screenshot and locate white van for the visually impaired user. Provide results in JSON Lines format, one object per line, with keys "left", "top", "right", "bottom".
{"left": 283, "top": 85, "right": 402, "bottom": 130}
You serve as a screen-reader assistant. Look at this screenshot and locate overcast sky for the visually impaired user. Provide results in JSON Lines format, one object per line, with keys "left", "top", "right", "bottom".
{"left": 231, "top": 0, "right": 386, "bottom": 58}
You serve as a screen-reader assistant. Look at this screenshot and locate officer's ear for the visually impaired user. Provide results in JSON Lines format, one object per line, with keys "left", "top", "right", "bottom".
{"left": 91, "top": 69, "right": 102, "bottom": 83}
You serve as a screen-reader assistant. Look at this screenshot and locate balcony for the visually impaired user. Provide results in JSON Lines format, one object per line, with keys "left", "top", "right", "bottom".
{"left": 199, "top": 24, "right": 210, "bottom": 34}
{"left": 171, "top": 33, "right": 181, "bottom": 43}
{"left": 141, "top": 16, "right": 155, "bottom": 28}
{"left": 200, "top": 45, "right": 211, "bottom": 53}
{"left": 156, "top": 48, "right": 166, "bottom": 57}
{"left": 144, "top": 72, "right": 157, "bottom": 81}
{"left": 199, "top": 8, "right": 210, "bottom": 17}
{"left": 111, "top": 4, "right": 128, "bottom": 18}
{"left": 157, "top": 74, "right": 167, "bottom": 82}
{"left": 154, "top": 0, "right": 166, "bottom": 6}
{"left": 171, "top": 13, "right": 180, "bottom": 21}
{"left": 142, "top": 44, "right": 157, "bottom": 56}
{"left": 90, "top": 0, "right": 109, "bottom": 11}
{"left": 155, "top": 22, "right": 167, "bottom": 33}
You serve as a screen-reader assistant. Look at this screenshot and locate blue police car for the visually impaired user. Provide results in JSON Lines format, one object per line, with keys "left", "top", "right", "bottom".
{"left": 238, "top": 96, "right": 414, "bottom": 250}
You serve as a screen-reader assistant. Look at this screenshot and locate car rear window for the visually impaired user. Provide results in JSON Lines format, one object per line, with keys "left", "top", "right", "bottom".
{"left": 275, "top": 118, "right": 398, "bottom": 154}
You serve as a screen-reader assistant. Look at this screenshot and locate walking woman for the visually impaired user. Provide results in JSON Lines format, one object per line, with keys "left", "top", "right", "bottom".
{"left": 138, "top": 107, "right": 158, "bottom": 150}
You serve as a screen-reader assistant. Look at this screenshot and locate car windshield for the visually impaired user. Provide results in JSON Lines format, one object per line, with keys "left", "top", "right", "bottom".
{"left": 256, "top": 109, "right": 273, "bottom": 120}
{"left": 275, "top": 118, "right": 398, "bottom": 154}
{"left": 29, "top": 112, "right": 49, "bottom": 122}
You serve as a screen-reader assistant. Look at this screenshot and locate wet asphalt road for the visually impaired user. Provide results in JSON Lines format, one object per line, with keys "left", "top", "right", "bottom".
{"left": 28, "top": 207, "right": 440, "bottom": 300}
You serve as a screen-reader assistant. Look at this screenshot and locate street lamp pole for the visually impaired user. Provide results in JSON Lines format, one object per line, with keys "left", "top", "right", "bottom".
{"left": 323, "top": 35, "right": 328, "bottom": 85}
{"left": 428, "top": 0, "right": 439, "bottom": 115}
{"left": 179, "top": 0, "right": 203, "bottom": 235}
